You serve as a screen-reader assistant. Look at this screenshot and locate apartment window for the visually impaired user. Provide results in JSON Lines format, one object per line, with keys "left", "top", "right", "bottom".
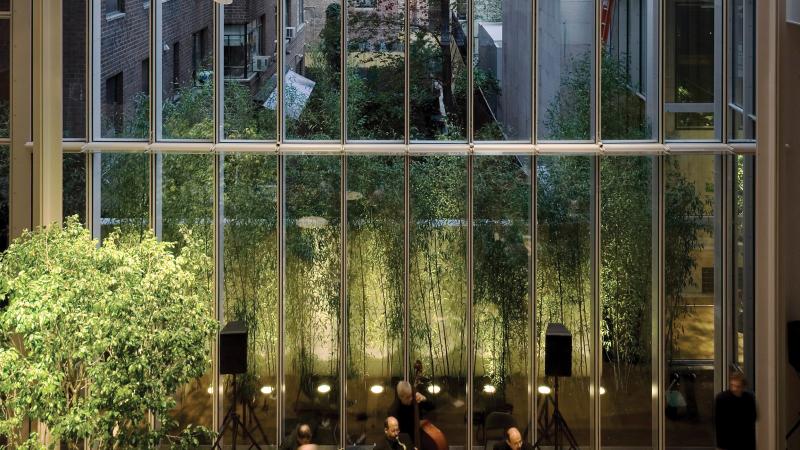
{"left": 141, "top": 58, "right": 149, "bottom": 96}
{"left": 355, "top": 0, "right": 376, "bottom": 6}
{"left": 105, "top": 0, "right": 124, "bottom": 14}
{"left": 224, "top": 24, "right": 247, "bottom": 79}
{"left": 702, "top": 266, "right": 715, "bottom": 293}
{"left": 192, "top": 28, "right": 207, "bottom": 75}
{"left": 104, "top": 72, "right": 123, "bottom": 133}
{"left": 172, "top": 41, "right": 180, "bottom": 87}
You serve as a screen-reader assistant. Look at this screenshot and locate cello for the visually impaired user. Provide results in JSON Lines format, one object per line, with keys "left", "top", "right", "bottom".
{"left": 412, "top": 360, "right": 448, "bottom": 450}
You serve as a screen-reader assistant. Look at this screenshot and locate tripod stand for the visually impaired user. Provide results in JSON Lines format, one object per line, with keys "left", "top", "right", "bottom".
{"left": 211, "top": 374, "right": 270, "bottom": 450}
{"left": 533, "top": 377, "right": 579, "bottom": 450}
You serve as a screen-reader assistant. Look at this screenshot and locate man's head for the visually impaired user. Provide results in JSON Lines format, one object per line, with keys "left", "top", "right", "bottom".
{"left": 384, "top": 416, "right": 400, "bottom": 440}
{"left": 397, "top": 381, "right": 413, "bottom": 405}
{"left": 505, "top": 427, "right": 522, "bottom": 450}
{"left": 297, "top": 424, "right": 313, "bottom": 445}
{"left": 729, "top": 372, "right": 747, "bottom": 397}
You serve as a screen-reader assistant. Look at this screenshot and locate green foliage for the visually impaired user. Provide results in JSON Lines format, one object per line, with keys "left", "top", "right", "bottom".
{"left": 0, "top": 217, "right": 217, "bottom": 449}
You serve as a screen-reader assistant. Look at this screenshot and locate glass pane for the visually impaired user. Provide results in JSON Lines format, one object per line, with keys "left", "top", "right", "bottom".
{"left": 535, "top": 155, "right": 592, "bottom": 445}
{"left": 473, "top": 155, "right": 530, "bottom": 447}
{"left": 64, "top": 0, "right": 86, "bottom": 139}
{"left": 346, "top": 1, "right": 405, "bottom": 141}
{"left": 602, "top": 0, "right": 654, "bottom": 140}
{"left": 100, "top": 0, "right": 149, "bottom": 139}
{"left": 664, "top": 0, "right": 719, "bottom": 140}
{"left": 537, "top": 0, "right": 595, "bottom": 141}
{"left": 409, "top": 155, "right": 467, "bottom": 446}
{"left": 410, "top": 0, "right": 467, "bottom": 141}
{"left": 222, "top": 153, "right": 279, "bottom": 446}
{"left": 159, "top": 153, "right": 215, "bottom": 438}
{"left": 63, "top": 153, "right": 86, "bottom": 223}
{"left": 664, "top": 154, "right": 717, "bottom": 447}
{"left": 731, "top": 0, "right": 744, "bottom": 109}
{"left": 733, "top": 155, "right": 754, "bottom": 382}
{"left": 97, "top": 153, "right": 149, "bottom": 241}
{"left": 346, "top": 155, "right": 404, "bottom": 446}
{"left": 284, "top": 0, "right": 342, "bottom": 140}
{"left": 161, "top": 1, "right": 214, "bottom": 140}
{"left": 0, "top": 146, "right": 7, "bottom": 251}
{"left": 600, "top": 156, "right": 655, "bottom": 447}
{"left": 285, "top": 155, "right": 341, "bottom": 445}
{"left": 0, "top": 1, "right": 8, "bottom": 11}
{"left": 223, "top": 3, "right": 278, "bottom": 140}
{"left": 0, "top": 20, "right": 9, "bottom": 139}
{"left": 473, "top": 2, "right": 532, "bottom": 141}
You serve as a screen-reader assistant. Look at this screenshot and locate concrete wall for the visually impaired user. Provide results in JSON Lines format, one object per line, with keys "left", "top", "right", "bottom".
{"left": 499, "top": 0, "right": 531, "bottom": 140}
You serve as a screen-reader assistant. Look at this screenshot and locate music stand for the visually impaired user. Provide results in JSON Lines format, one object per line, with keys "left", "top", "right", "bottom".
{"left": 533, "top": 377, "right": 579, "bottom": 450}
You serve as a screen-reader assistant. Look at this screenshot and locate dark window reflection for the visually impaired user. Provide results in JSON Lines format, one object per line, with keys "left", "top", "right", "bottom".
{"left": 64, "top": 0, "right": 86, "bottom": 139}
{"left": 97, "top": 153, "right": 149, "bottom": 241}
{"left": 63, "top": 153, "right": 86, "bottom": 223}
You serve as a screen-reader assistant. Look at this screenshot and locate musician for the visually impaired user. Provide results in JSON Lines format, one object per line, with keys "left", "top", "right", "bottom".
{"left": 374, "top": 417, "right": 412, "bottom": 450}
{"left": 492, "top": 427, "right": 531, "bottom": 450}
{"left": 281, "top": 423, "right": 313, "bottom": 450}
{"left": 387, "top": 381, "right": 434, "bottom": 441}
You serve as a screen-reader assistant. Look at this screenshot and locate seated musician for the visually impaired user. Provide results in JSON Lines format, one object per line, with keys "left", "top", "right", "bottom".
{"left": 281, "top": 423, "right": 313, "bottom": 450}
{"left": 374, "top": 416, "right": 413, "bottom": 450}
{"left": 492, "top": 427, "right": 532, "bottom": 450}
{"left": 387, "top": 381, "right": 434, "bottom": 442}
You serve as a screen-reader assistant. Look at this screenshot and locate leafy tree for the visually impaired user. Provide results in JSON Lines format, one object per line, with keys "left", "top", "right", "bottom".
{"left": 0, "top": 217, "right": 217, "bottom": 449}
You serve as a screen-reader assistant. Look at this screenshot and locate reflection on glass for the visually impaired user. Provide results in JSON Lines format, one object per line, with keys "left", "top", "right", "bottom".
{"left": 410, "top": 0, "right": 467, "bottom": 141}
{"left": 409, "top": 155, "right": 467, "bottom": 445}
{"left": 159, "top": 153, "right": 215, "bottom": 438}
{"left": 97, "top": 153, "right": 149, "bottom": 241}
{"left": 64, "top": 153, "right": 86, "bottom": 223}
{"left": 161, "top": 1, "right": 213, "bottom": 140}
{"left": 473, "top": 2, "right": 531, "bottom": 141}
{"left": 600, "top": 156, "right": 655, "bottom": 447}
{"left": 100, "top": 0, "right": 149, "bottom": 139}
{"left": 346, "top": 156, "right": 404, "bottom": 445}
{"left": 347, "top": 1, "right": 405, "bottom": 141}
{"left": 537, "top": 0, "right": 594, "bottom": 140}
{"left": 665, "top": 0, "right": 719, "bottom": 140}
{"left": 602, "top": 0, "right": 653, "bottom": 140}
{"left": 664, "top": 155, "right": 717, "bottom": 447}
{"left": 733, "top": 155, "right": 754, "bottom": 382}
{"left": 64, "top": 0, "right": 86, "bottom": 139}
{"left": 222, "top": 153, "right": 279, "bottom": 446}
{"left": 535, "top": 155, "right": 592, "bottom": 445}
{"left": 0, "top": 20, "right": 8, "bottom": 139}
{"left": 223, "top": 2, "right": 277, "bottom": 140}
{"left": 285, "top": 155, "right": 341, "bottom": 445}
{"left": 0, "top": 147, "right": 7, "bottom": 251}
{"left": 473, "top": 156, "right": 530, "bottom": 445}
{"left": 284, "top": 0, "right": 342, "bottom": 140}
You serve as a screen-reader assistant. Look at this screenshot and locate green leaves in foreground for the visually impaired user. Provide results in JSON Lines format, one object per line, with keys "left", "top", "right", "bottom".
{"left": 0, "top": 217, "right": 217, "bottom": 449}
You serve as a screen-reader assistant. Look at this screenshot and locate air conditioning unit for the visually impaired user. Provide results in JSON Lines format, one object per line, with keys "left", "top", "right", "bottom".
{"left": 285, "top": 27, "right": 296, "bottom": 40}
{"left": 252, "top": 55, "right": 271, "bottom": 72}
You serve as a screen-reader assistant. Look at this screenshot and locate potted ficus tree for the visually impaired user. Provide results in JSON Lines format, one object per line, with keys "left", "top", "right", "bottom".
{"left": 0, "top": 217, "right": 218, "bottom": 449}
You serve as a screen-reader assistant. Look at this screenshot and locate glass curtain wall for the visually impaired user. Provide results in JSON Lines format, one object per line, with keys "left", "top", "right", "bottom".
{"left": 221, "top": 153, "right": 279, "bottom": 446}
{"left": 284, "top": 155, "right": 342, "bottom": 446}
{"left": 535, "top": 155, "right": 593, "bottom": 446}
{"left": 473, "top": 155, "right": 530, "bottom": 446}
{"left": 664, "top": 154, "right": 719, "bottom": 448}
{"left": 600, "top": 156, "right": 656, "bottom": 447}
{"left": 345, "top": 155, "right": 405, "bottom": 446}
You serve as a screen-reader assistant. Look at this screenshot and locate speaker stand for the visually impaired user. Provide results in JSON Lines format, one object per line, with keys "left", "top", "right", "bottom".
{"left": 211, "top": 374, "right": 269, "bottom": 450}
{"left": 533, "top": 377, "right": 579, "bottom": 450}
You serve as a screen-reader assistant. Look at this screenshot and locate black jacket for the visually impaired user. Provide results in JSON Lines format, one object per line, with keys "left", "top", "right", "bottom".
{"left": 714, "top": 390, "right": 757, "bottom": 450}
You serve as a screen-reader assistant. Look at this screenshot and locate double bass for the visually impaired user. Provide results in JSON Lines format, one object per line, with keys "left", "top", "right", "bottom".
{"left": 411, "top": 360, "right": 448, "bottom": 450}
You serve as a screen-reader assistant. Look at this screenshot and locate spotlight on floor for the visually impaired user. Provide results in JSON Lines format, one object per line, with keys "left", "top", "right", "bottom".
{"left": 537, "top": 385, "right": 552, "bottom": 395}
{"left": 370, "top": 384, "right": 384, "bottom": 394}
{"left": 427, "top": 384, "right": 442, "bottom": 395}
{"left": 261, "top": 385, "right": 274, "bottom": 395}
{"left": 317, "top": 383, "right": 332, "bottom": 394}
{"left": 483, "top": 384, "right": 496, "bottom": 394}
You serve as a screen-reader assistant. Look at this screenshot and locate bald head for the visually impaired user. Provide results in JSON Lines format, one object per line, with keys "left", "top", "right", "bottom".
{"left": 505, "top": 427, "right": 522, "bottom": 450}
{"left": 297, "top": 424, "right": 312, "bottom": 446}
{"left": 384, "top": 416, "right": 400, "bottom": 440}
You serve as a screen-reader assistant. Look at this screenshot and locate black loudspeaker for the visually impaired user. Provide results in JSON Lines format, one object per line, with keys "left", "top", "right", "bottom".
{"left": 220, "top": 320, "right": 248, "bottom": 375}
{"left": 789, "top": 321, "right": 800, "bottom": 374}
{"left": 545, "top": 323, "right": 572, "bottom": 377}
